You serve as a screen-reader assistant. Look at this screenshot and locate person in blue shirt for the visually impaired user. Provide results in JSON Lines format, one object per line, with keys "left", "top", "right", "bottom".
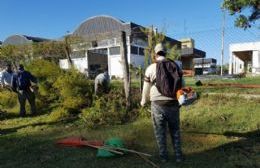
{"left": 12, "top": 64, "right": 38, "bottom": 117}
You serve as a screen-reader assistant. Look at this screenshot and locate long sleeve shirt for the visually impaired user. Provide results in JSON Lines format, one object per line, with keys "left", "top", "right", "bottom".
{"left": 12, "top": 70, "right": 37, "bottom": 90}
{"left": 94, "top": 71, "right": 110, "bottom": 94}
{"left": 141, "top": 57, "right": 185, "bottom": 106}
{"left": 1, "top": 70, "right": 13, "bottom": 87}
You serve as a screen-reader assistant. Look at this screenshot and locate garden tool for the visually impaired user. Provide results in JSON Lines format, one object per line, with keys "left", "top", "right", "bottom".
{"left": 56, "top": 137, "right": 124, "bottom": 155}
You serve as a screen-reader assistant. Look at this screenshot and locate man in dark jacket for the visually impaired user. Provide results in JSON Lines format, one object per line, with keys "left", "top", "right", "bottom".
{"left": 12, "top": 64, "right": 38, "bottom": 117}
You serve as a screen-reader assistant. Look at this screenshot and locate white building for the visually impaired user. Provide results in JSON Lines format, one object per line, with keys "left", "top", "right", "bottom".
{"left": 229, "top": 42, "right": 260, "bottom": 75}
{"left": 59, "top": 15, "right": 181, "bottom": 78}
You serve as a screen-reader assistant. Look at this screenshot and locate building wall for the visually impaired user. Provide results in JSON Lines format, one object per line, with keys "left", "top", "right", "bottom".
{"left": 229, "top": 42, "right": 260, "bottom": 75}
{"left": 59, "top": 57, "right": 88, "bottom": 73}
{"left": 58, "top": 15, "right": 182, "bottom": 78}
{"left": 252, "top": 51, "right": 260, "bottom": 74}
{"left": 73, "top": 58, "right": 89, "bottom": 73}
{"left": 109, "top": 55, "right": 123, "bottom": 78}
{"left": 180, "top": 38, "right": 195, "bottom": 48}
{"left": 59, "top": 36, "right": 147, "bottom": 78}
{"left": 233, "top": 56, "right": 244, "bottom": 74}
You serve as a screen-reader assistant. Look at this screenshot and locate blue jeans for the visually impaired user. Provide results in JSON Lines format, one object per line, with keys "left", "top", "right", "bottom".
{"left": 151, "top": 101, "right": 182, "bottom": 160}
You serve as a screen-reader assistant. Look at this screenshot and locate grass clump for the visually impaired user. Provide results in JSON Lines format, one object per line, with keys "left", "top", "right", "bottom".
{"left": 47, "top": 107, "right": 71, "bottom": 122}
{"left": 0, "top": 90, "right": 18, "bottom": 109}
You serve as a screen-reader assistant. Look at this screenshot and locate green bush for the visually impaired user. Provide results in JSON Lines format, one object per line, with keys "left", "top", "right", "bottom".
{"left": 26, "top": 59, "right": 63, "bottom": 82}
{"left": 80, "top": 88, "right": 128, "bottom": 128}
{"left": 138, "top": 106, "right": 151, "bottom": 118}
{"left": 0, "top": 90, "right": 17, "bottom": 109}
{"left": 47, "top": 107, "right": 71, "bottom": 122}
{"left": 27, "top": 59, "right": 62, "bottom": 102}
{"left": 26, "top": 60, "right": 94, "bottom": 113}
{"left": 53, "top": 69, "right": 93, "bottom": 110}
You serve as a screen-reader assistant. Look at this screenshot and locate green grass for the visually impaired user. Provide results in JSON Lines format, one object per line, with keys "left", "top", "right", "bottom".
{"left": 1, "top": 92, "right": 259, "bottom": 167}
{"left": 184, "top": 76, "right": 260, "bottom": 95}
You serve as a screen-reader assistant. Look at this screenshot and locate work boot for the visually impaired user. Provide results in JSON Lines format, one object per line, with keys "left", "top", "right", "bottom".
{"left": 160, "top": 155, "right": 168, "bottom": 163}
{"left": 160, "top": 158, "right": 168, "bottom": 163}
{"left": 176, "top": 154, "right": 185, "bottom": 163}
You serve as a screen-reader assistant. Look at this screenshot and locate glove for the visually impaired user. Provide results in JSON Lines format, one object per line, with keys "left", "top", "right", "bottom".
{"left": 140, "top": 100, "right": 146, "bottom": 107}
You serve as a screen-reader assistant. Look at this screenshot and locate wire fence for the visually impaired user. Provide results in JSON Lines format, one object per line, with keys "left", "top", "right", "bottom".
{"left": 170, "top": 26, "right": 260, "bottom": 65}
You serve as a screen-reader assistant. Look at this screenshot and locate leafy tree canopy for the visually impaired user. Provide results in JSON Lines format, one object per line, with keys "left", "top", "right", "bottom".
{"left": 222, "top": 0, "right": 260, "bottom": 29}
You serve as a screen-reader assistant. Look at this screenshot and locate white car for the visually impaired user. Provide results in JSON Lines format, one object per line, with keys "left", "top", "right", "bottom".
{"left": 203, "top": 68, "right": 216, "bottom": 75}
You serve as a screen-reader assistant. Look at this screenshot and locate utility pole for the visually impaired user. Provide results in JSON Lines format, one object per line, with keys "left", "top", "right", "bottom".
{"left": 184, "top": 19, "right": 187, "bottom": 37}
{"left": 221, "top": 10, "right": 226, "bottom": 76}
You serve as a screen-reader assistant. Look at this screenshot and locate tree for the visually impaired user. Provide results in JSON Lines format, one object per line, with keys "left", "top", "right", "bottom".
{"left": 63, "top": 34, "right": 87, "bottom": 68}
{"left": 0, "top": 44, "right": 31, "bottom": 68}
{"left": 32, "top": 41, "right": 67, "bottom": 62}
{"left": 120, "top": 31, "right": 131, "bottom": 112}
{"left": 222, "top": 0, "right": 260, "bottom": 29}
{"left": 144, "top": 26, "right": 166, "bottom": 66}
{"left": 143, "top": 26, "right": 180, "bottom": 67}
{"left": 165, "top": 43, "right": 181, "bottom": 61}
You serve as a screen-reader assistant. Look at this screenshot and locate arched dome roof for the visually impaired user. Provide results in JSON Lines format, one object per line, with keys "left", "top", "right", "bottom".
{"left": 3, "top": 35, "right": 31, "bottom": 45}
{"left": 3, "top": 35, "right": 48, "bottom": 46}
{"left": 73, "top": 15, "right": 129, "bottom": 37}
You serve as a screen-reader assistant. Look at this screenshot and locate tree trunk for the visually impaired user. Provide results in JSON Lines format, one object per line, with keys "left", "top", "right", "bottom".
{"left": 139, "top": 66, "right": 143, "bottom": 93}
{"left": 120, "top": 31, "right": 131, "bottom": 112}
{"left": 65, "top": 36, "right": 73, "bottom": 67}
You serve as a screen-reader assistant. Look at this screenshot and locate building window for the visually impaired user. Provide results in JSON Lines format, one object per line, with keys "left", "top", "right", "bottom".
{"left": 131, "top": 46, "right": 138, "bottom": 54}
{"left": 71, "top": 50, "right": 85, "bottom": 58}
{"left": 182, "top": 44, "right": 188, "bottom": 48}
{"left": 139, "top": 47, "right": 144, "bottom": 56}
{"left": 92, "top": 41, "right": 98, "bottom": 47}
{"left": 109, "top": 47, "right": 120, "bottom": 55}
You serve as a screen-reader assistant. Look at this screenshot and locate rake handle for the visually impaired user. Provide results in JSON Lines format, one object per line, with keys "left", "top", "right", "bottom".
{"left": 104, "top": 146, "right": 152, "bottom": 157}
{"left": 82, "top": 142, "right": 124, "bottom": 155}
{"left": 137, "top": 153, "right": 160, "bottom": 168}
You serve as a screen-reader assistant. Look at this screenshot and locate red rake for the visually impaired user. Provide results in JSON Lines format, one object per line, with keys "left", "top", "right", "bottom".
{"left": 56, "top": 137, "right": 123, "bottom": 155}
{"left": 56, "top": 137, "right": 103, "bottom": 147}
{"left": 57, "top": 137, "right": 157, "bottom": 167}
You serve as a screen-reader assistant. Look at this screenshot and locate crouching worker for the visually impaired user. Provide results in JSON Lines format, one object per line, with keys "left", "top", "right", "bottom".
{"left": 12, "top": 64, "right": 38, "bottom": 117}
{"left": 140, "top": 43, "right": 184, "bottom": 163}
{"left": 94, "top": 67, "right": 110, "bottom": 95}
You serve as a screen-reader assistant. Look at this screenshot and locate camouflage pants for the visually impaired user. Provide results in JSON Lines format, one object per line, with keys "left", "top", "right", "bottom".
{"left": 18, "top": 89, "right": 36, "bottom": 116}
{"left": 151, "top": 101, "right": 182, "bottom": 160}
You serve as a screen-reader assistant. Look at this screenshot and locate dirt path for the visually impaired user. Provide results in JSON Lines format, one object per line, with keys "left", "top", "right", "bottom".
{"left": 204, "top": 83, "right": 260, "bottom": 88}
{"left": 206, "top": 92, "right": 260, "bottom": 99}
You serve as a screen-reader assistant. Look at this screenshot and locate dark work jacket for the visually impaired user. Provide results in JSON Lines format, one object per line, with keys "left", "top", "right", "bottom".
{"left": 12, "top": 70, "right": 37, "bottom": 91}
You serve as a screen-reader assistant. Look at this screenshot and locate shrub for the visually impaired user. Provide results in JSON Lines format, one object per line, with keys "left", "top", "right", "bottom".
{"left": 47, "top": 107, "right": 71, "bottom": 122}
{"left": 26, "top": 60, "right": 93, "bottom": 112}
{"left": 26, "top": 59, "right": 63, "bottom": 82}
{"left": 138, "top": 106, "right": 151, "bottom": 118}
{"left": 25, "top": 59, "right": 63, "bottom": 111}
{"left": 53, "top": 69, "right": 93, "bottom": 110}
{"left": 80, "top": 88, "right": 128, "bottom": 128}
{"left": 0, "top": 90, "right": 18, "bottom": 109}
